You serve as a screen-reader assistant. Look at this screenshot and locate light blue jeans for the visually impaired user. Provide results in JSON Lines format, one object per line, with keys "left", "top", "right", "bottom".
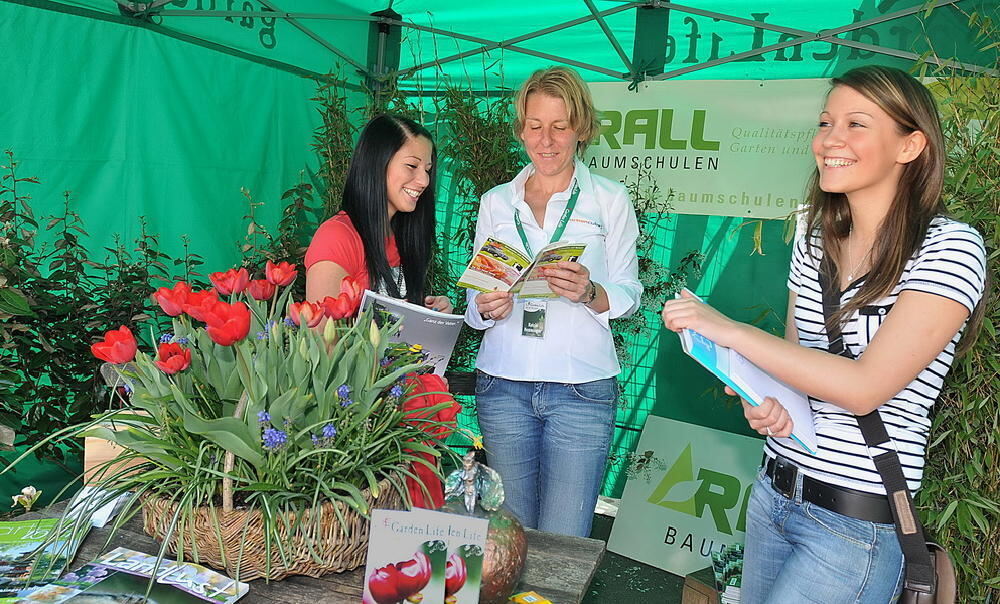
{"left": 475, "top": 372, "right": 617, "bottom": 537}
{"left": 742, "top": 467, "right": 905, "bottom": 603}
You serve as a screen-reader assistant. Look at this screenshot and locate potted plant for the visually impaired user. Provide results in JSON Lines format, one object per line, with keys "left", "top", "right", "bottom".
{"left": 5, "top": 261, "right": 461, "bottom": 581}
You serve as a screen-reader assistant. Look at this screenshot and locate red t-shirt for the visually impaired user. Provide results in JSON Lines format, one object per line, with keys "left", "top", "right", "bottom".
{"left": 304, "top": 212, "right": 400, "bottom": 292}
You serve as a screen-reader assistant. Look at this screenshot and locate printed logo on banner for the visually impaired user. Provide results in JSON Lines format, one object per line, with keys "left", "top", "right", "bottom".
{"left": 607, "top": 416, "right": 762, "bottom": 576}
{"left": 586, "top": 79, "right": 827, "bottom": 219}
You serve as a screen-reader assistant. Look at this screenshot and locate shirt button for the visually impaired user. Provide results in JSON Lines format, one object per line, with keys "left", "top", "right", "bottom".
{"left": 878, "top": 308, "right": 887, "bottom": 315}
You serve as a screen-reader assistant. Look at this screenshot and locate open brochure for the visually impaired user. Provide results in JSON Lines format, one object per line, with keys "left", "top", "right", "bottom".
{"left": 18, "top": 547, "right": 248, "bottom": 603}
{"left": 0, "top": 518, "right": 88, "bottom": 603}
{"left": 675, "top": 291, "right": 818, "bottom": 455}
{"left": 359, "top": 290, "right": 464, "bottom": 375}
{"left": 457, "top": 237, "right": 586, "bottom": 298}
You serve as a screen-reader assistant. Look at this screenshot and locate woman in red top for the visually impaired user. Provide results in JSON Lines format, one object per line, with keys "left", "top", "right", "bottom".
{"left": 305, "top": 114, "right": 452, "bottom": 313}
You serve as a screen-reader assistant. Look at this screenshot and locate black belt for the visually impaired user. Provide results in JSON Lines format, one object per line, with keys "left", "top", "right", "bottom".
{"left": 764, "top": 455, "right": 894, "bottom": 524}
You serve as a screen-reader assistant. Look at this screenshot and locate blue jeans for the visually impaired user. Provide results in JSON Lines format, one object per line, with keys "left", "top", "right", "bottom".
{"left": 742, "top": 467, "right": 905, "bottom": 603}
{"left": 475, "top": 372, "right": 617, "bottom": 537}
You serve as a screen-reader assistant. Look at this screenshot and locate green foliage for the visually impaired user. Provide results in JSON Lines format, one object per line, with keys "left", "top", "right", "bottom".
{"left": 436, "top": 89, "right": 523, "bottom": 375}
{"left": 311, "top": 77, "right": 356, "bottom": 219}
{"left": 613, "top": 169, "right": 703, "bottom": 364}
{"left": 0, "top": 153, "right": 195, "bottom": 464}
{"left": 913, "top": 10, "right": 1000, "bottom": 600}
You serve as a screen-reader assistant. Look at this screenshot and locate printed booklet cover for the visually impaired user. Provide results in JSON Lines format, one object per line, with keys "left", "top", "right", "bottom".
{"left": 359, "top": 290, "right": 464, "bottom": 375}
{"left": 675, "top": 290, "right": 818, "bottom": 455}
{"left": 363, "top": 509, "right": 488, "bottom": 604}
{"left": 0, "top": 518, "right": 87, "bottom": 603}
{"left": 457, "top": 237, "right": 586, "bottom": 299}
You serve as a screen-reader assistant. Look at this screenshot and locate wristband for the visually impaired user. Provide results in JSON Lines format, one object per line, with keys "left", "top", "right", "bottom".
{"left": 583, "top": 281, "right": 597, "bottom": 305}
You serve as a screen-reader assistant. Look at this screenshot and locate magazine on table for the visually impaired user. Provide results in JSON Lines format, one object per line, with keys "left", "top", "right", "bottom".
{"left": 457, "top": 237, "right": 586, "bottom": 298}
{"left": 674, "top": 290, "right": 818, "bottom": 455}
{"left": 359, "top": 290, "right": 464, "bottom": 375}
{"left": 0, "top": 518, "right": 88, "bottom": 603}
{"left": 363, "top": 508, "right": 488, "bottom": 604}
{"left": 18, "top": 547, "right": 248, "bottom": 603}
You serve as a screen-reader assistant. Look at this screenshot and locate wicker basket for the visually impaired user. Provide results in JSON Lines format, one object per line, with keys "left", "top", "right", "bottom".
{"left": 141, "top": 477, "right": 405, "bottom": 581}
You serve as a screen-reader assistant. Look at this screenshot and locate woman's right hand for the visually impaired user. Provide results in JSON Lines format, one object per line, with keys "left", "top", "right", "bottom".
{"left": 476, "top": 291, "right": 514, "bottom": 321}
{"left": 727, "top": 386, "right": 794, "bottom": 438}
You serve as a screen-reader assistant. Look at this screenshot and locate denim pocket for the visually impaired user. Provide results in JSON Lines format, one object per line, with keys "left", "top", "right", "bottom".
{"left": 475, "top": 371, "right": 498, "bottom": 395}
{"left": 568, "top": 378, "right": 618, "bottom": 404}
{"left": 803, "top": 501, "right": 879, "bottom": 548}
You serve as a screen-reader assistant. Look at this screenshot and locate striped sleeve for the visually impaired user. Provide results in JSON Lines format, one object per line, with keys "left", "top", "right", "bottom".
{"left": 901, "top": 223, "right": 986, "bottom": 314}
{"left": 787, "top": 233, "right": 809, "bottom": 291}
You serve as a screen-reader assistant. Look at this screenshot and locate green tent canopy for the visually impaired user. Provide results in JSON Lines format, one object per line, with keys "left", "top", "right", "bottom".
{"left": 1, "top": 0, "right": 995, "bottom": 496}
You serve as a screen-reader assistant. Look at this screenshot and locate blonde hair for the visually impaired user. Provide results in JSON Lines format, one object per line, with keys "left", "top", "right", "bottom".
{"left": 513, "top": 66, "right": 598, "bottom": 155}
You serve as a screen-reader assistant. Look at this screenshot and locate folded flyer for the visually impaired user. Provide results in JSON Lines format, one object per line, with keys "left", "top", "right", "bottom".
{"left": 359, "top": 290, "right": 464, "bottom": 375}
{"left": 457, "top": 237, "right": 586, "bottom": 299}
{"left": 675, "top": 291, "right": 818, "bottom": 455}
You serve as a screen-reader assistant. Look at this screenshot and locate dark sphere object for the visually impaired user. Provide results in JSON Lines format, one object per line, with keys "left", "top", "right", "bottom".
{"left": 441, "top": 501, "right": 527, "bottom": 604}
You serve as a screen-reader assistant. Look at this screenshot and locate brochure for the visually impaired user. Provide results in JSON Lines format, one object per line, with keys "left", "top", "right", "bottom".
{"left": 363, "top": 509, "right": 488, "bottom": 604}
{"left": 20, "top": 547, "right": 248, "bottom": 604}
{"left": 359, "top": 290, "right": 464, "bottom": 375}
{"left": 675, "top": 291, "right": 818, "bottom": 455}
{"left": 457, "top": 237, "right": 586, "bottom": 299}
{"left": 0, "top": 518, "right": 88, "bottom": 602}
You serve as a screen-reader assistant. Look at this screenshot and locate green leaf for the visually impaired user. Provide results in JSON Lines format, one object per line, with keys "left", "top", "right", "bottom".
{"left": 181, "top": 412, "right": 264, "bottom": 470}
{"left": 0, "top": 288, "right": 33, "bottom": 316}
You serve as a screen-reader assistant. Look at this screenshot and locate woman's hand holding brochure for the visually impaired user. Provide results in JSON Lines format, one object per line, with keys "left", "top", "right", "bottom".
{"left": 663, "top": 288, "right": 818, "bottom": 455}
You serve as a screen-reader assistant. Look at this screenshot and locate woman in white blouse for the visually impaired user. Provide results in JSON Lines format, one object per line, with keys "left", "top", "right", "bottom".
{"left": 465, "top": 66, "right": 642, "bottom": 538}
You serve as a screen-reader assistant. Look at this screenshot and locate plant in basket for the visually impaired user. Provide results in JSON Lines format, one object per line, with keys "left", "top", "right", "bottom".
{"left": 3, "top": 261, "right": 461, "bottom": 581}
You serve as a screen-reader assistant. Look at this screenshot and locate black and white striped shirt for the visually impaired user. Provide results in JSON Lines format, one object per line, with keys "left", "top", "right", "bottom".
{"left": 766, "top": 216, "right": 986, "bottom": 495}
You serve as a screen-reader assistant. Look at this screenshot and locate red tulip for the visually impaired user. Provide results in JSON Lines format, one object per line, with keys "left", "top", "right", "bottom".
{"left": 247, "top": 279, "right": 276, "bottom": 301}
{"left": 367, "top": 564, "right": 403, "bottom": 604}
{"left": 395, "top": 552, "right": 432, "bottom": 599}
{"left": 366, "top": 552, "right": 432, "bottom": 604}
{"left": 444, "top": 552, "right": 467, "bottom": 596}
{"left": 288, "top": 301, "right": 323, "bottom": 328}
{"left": 154, "top": 342, "right": 192, "bottom": 374}
{"left": 91, "top": 326, "right": 137, "bottom": 364}
{"left": 151, "top": 282, "right": 191, "bottom": 316}
{"left": 320, "top": 276, "right": 363, "bottom": 319}
{"left": 209, "top": 267, "right": 250, "bottom": 295}
{"left": 202, "top": 300, "right": 251, "bottom": 346}
{"left": 182, "top": 289, "right": 220, "bottom": 322}
{"left": 265, "top": 260, "right": 298, "bottom": 286}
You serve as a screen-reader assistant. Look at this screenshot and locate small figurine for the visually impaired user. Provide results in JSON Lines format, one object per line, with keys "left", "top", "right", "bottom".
{"left": 444, "top": 450, "right": 504, "bottom": 514}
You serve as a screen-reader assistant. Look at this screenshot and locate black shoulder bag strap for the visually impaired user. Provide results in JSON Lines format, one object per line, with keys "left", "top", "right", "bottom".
{"left": 818, "top": 256, "right": 936, "bottom": 594}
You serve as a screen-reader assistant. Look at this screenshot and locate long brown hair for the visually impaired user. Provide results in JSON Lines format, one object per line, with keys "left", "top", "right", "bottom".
{"left": 805, "top": 65, "right": 984, "bottom": 354}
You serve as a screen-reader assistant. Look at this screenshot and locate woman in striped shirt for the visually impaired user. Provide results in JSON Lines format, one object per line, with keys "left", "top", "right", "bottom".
{"left": 661, "top": 65, "right": 987, "bottom": 602}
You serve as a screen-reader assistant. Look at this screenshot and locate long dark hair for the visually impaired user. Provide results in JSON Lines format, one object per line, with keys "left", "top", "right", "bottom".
{"left": 805, "top": 65, "right": 985, "bottom": 354}
{"left": 341, "top": 114, "right": 437, "bottom": 304}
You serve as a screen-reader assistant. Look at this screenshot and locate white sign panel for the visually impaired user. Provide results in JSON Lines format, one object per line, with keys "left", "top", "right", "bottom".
{"left": 587, "top": 79, "right": 828, "bottom": 218}
{"left": 608, "top": 416, "right": 763, "bottom": 576}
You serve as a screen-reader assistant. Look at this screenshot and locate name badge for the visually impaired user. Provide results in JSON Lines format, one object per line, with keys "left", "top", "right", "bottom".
{"left": 521, "top": 300, "right": 546, "bottom": 338}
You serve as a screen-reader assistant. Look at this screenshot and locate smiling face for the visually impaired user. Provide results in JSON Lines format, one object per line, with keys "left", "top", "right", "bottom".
{"left": 811, "top": 85, "right": 925, "bottom": 206}
{"left": 519, "top": 93, "right": 584, "bottom": 184}
{"left": 385, "top": 135, "right": 433, "bottom": 217}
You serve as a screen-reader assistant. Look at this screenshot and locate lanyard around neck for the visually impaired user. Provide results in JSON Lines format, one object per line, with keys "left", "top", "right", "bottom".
{"left": 514, "top": 181, "right": 580, "bottom": 258}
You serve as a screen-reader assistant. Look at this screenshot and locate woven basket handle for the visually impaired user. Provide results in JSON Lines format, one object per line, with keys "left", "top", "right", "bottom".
{"left": 223, "top": 391, "right": 250, "bottom": 513}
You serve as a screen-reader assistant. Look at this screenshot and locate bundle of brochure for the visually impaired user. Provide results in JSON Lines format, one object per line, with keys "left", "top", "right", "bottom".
{"left": 457, "top": 237, "right": 586, "bottom": 298}
{"left": 0, "top": 518, "right": 87, "bottom": 603}
{"left": 15, "top": 547, "right": 248, "bottom": 603}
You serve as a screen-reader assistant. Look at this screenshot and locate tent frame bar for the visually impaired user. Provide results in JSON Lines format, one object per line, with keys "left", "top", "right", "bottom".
{"left": 157, "top": 0, "right": 997, "bottom": 81}
{"left": 583, "top": 0, "right": 634, "bottom": 74}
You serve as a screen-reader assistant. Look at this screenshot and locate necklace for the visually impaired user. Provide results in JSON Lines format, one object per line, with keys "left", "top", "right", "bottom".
{"left": 845, "top": 227, "right": 873, "bottom": 282}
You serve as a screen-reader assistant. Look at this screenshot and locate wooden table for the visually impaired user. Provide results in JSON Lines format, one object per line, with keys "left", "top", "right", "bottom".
{"left": 24, "top": 505, "right": 605, "bottom": 604}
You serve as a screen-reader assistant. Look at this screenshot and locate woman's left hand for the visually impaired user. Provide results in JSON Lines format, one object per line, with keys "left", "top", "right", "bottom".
{"left": 661, "top": 290, "right": 741, "bottom": 347}
{"left": 541, "top": 261, "right": 592, "bottom": 303}
{"left": 424, "top": 295, "right": 454, "bottom": 314}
